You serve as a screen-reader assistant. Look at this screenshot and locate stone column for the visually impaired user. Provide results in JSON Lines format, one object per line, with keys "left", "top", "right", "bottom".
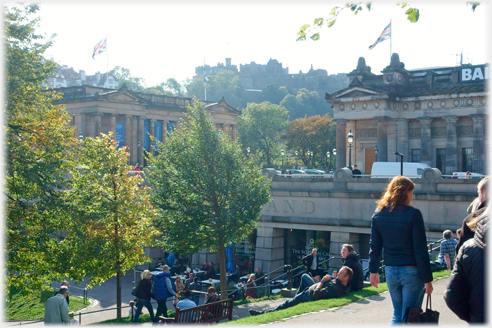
{"left": 471, "top": 114, "right": 485, "bottom": 174}
{"left": 396, "top": 118, "right": 409, "bottom": 160}
{"left": 418, "top": 117, "right": 433, "bottom": 166}
{"left": 444, "top": 116, "right": 458, "bottom": 175}
{"left": 232, "top": 125, "right": 237, "bottom": 142}
{"left": 73, "top": 113, "right": 82, "bottom": 139}
{"left": 125, "top": 115, "right": 132, "bottom": 161}
{"left": 94, "top": 113, "right": 103, "bottom": 138}
{"left": 375, "top": 117, "right": 388, "bottom": 162}
{"left": 110, "top": 115, "right": 116, "bottom": 137}
{"left": 254, "top": 227, "right": 284, "bottom": 277}
{"left": 346, "top": 121, "right": 356, "bottom": 168}
{"left": 138, "top": 116, "right": 145, "bottom": 166}
{"left": 132, "top": 116, "right": 139, "bottom": 164}
{"left": 329, "top": 232, "right": 359, "bottom": 272}
{"left": 334, "top": 120, "right": 347, "bottom": 170}
{"left": 150, "top": 119, "right": 156, "bottom": 154}
{"left": 162, "top": 121, "right": 168, "bottom": 145}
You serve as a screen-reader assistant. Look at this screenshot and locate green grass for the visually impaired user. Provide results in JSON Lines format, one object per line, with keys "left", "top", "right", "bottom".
{"left": 6, "top": 287, "right": 89, "bottom": 321}
{"left": 91, "top": 310, "right": 176, "bottom": 325}
{"left": 233, "top": 294, "right": 284, "bottom": 306}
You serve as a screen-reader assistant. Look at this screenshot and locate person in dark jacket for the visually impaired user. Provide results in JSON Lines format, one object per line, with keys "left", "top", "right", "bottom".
{"left": 249, "top": 266, "right": 353, "bottom": 316}
{"left": 134, "top": 270, "right": 157, "bottom": 323}
{"left": 341, "top": 244, "right": 364, "bottom": 292}
{"left": 153, "top": 265, "right": 177, "bottom": 319}
{"left": 254, "top": 268, "right": 265, "bottom": 286}
{"left": 369, "top": 176, "right": 433, "bottom": 324}
{"left": 302, "top": 248, "right": 320, "bottom": 277}
{"left": 444, "top": 208, "right": 488, "bottom": 323}
{"left": 455, "top": 177, "right": 488, "bottom": 256}
{"left": 205, "top": 261, "right": 216, "bottom": 279}
{"left": 189, "top": 277, "right": 202, "bottom": 305}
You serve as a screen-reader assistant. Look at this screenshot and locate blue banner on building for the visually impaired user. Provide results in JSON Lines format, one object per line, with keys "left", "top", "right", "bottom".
{"left": 115, "top": 123, "right": 125, "bottom": 149}
{"left": 167, "top": 121, "right": 175, "bottom": 136}
{"left": 144, "top": 120, "right": 150, "bottom": 151}
{"left": 155, "top": 121, "right": 162, "bottom": 143}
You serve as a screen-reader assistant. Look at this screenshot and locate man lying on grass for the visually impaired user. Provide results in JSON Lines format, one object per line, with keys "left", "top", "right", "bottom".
{"left": 249, "top": 266, "right": 353, "bottom": 316}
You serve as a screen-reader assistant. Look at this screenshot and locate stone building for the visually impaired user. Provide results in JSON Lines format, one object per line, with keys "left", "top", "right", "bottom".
{"left": 55, "top": 84, "right": 240, "bottom": 166}
{"left": 326, "top": 54, "right": 488, "bottom": 175}
{"left": 46, "top": 65, "right": 119, "bottom": 89}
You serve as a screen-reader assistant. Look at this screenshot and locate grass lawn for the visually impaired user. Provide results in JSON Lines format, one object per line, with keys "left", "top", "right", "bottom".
{"left": 6, "top": 287, "right": 89, "bottom": 321}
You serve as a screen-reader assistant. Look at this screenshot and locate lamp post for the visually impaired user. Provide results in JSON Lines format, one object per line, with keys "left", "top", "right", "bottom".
{"left": 327, "top": 151, "right": 330, "bottom": 172}
{"left": 395, "top": 152, "right": 404, "bottom": 175}
{"left": 137, "top": 140, "right": 141, "bottom": 166}
{"left": 347, "top": 129, "right": 354, "bottom": 169}
{"left": 333, "top": 148, "right": 337, "bottom": 171}
{"left": 308, "top": 151, "right": 311, "bottom": 169}
{"left": 281, "top": 149, "right": 285, "bottom": 174}
{"left": 247, "top": 147, "right": 250, "bottom": 158}
{"left": 79, "top": 132, "right": 84, "bottom": 142}
{"left": 295, "top": 151, "right": 298, "bottom": 169}
{"left": 374, "top": 145, "right": 379, "bottom": 162}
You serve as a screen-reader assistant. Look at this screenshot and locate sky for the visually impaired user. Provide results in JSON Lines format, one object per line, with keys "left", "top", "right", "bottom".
{"left": 24, "top": 1, "right": 491, "bottom": 87}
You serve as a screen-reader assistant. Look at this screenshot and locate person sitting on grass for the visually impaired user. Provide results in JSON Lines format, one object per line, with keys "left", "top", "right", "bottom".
{"left": 249, "top": 266, "right": 353, "bottom": 316}
{"left": 341, "top": 244, "right": 364, "bottom": 292}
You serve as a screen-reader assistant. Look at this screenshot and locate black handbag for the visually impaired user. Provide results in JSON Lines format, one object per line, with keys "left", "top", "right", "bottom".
{"left": 403, "top": 294, "right": 439, "bottom": 324}
{"left": 131, "top": 280, "right": 141, "bottom": 297}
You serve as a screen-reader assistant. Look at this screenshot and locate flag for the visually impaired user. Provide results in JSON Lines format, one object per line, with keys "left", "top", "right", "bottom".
{"left": 204, "top": 66, "right": 209, "bottom": 83}
{"left": 368, "top": 22, "right": 391, "bottom": 50}
{"left": 92, "top": 37, "right": 107, "bottom": 59}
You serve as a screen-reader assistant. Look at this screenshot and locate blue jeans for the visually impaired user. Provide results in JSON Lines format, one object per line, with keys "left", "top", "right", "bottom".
{"left": 297, "top": 274, "right": 316, "bottom": 295}
{"left": 134, "top": 299, "right": 156, "bottom": 323}
{"left": 192, "top": 296, "right": 200, "bottom": 306}
{"left": 267, "top": 274, "right": 313, "bottom": 313}
{"left": 385, "top": 266, "right": 425, "bottom": 325}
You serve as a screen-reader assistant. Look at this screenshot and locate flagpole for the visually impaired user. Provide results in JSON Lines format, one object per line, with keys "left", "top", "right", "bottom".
{"left": 203, "top": 56, "right": 207, "bottom": 101}
{"left": 106, "top": 35, "right": 109, "bottom": 88}
{"left": 390, "top": 19, "right": 392, "bottom": 61}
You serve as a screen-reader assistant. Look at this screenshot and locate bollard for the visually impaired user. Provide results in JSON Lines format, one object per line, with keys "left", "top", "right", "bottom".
{"left": 78, "top": 312, "right": 81, "bottom": 325}
{"left": 265, "top": 276, "right": 270, "bottom": 297}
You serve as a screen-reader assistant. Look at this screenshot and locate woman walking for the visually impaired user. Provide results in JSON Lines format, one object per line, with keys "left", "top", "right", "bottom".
{"left": 369, "top": 176, "right": 433, "bottom": 324}
{"left": 134, "top": 270, "right": 156, "bottom": 323}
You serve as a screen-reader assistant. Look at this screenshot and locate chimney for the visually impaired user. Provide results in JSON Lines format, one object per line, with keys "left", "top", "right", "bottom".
{"left": 80, "top": 70, "right": 86, "bottom": 81}
{"left": 96, "top": 72, "right": 101, "bottom": 84}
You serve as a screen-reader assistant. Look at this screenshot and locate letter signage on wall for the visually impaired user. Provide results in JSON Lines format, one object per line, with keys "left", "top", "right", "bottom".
{"left": 115, "top": 123, "right": 125, "bottom": 149}
{"left": 460, "top": 64, "right": 489, "bottom": 83}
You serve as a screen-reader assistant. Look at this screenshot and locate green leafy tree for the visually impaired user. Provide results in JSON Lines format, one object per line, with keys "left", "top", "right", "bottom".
{"left": 113, "top": 65, "right": 147, "bottom": 92}
{"left": 5, "top": 3, "right": 78, "bottom": 295}
{"left": 147, "top": 100, "right": 271, "bottom": 299}
{"left": 260, "top": 82, "right": 292, "bottom": 104}
{"left": 63, "top": 133, "right": 159, "bottom": 318}
{"left": 185, "top": 70, "right": 246, "bottom": 109}
{"left": 237, "top": 102, "right": 289, "bottom": 166}
{"left": 280, "top": 89, "right": 331, "bottom": 120}
{"left": 283, "top": 115, "right": 336, "bottom": 169}
{"left": 298, "top": 2, "right": 481, "bottom": 41}
{"left": 159, "top": 77, "right": 186, "bottom": 97}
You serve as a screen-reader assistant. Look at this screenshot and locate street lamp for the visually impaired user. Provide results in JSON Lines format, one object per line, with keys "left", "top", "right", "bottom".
{"left": 374, "top": 145, "right": 379, "bottom": 162}
{"left": 137, "top": 140, "right": 141, "bottom": 166}
{"left": 327, "top": 151, "right": 330, "bottom": 172}
{"left": 79, "top": 132, "right": 84, "bottom": 142}
{"left": 247, "top": 147, "right": 250, "bottom": 158}
{"left": 333, "top": 148, "right": 337, "bottom": 171}
{"left": 281, "top": 149, "right": 285, "bottom": 174}
{"left": 295, "top": 151, "right": 298, "bottom": 169}
{"left": 347, "top": 129, "right": 354, "bottom": 169}
{"left": 308, "top": 151, "right": 311, "bottom": 169}
{"left": 395, "top": 152, "right": 404, "bottom": 175}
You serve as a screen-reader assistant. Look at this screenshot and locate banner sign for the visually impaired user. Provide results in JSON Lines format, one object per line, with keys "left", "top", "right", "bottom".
{"left": 143, "top": 120, "right": 150, "bottom": 151}
{"left": 115, "top": 123, "right": 124, "bottom": 149}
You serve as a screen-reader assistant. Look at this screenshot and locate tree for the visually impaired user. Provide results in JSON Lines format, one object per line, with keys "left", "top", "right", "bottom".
{"left": 61, "top": 133, "right": 159, "bottom": 318}
{"left": 237, "top": 102, "right": 289, "bottom": 166}
{"left": 160, "top": 77, "right": 186, "bottom": 97}
{"left": 185, "top": 70, "right": 246, "bottom": 109}
{"left": 260, "top": 82, "right": 292, "bottom": 104}
{"left": 297, "top": 2, "right": 481, "bottom": 41}
{"left": 147, "top": 99, "right": 271, "bottom": 300}
{"left": 283, "top": 115, "right": 336, "bottom": 169}
{"left": 113, "top": 65, "right": 147, "bottom": 92}
{"left": 5, "top": 3, "right": 78, "bottom": 295}
{"left": 280, "top": 89, "right": 331, "bottom": 120}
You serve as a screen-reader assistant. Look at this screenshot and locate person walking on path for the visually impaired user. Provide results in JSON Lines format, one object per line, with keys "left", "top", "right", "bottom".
{"left": 369, "top": 176, "right": 433, "bottom": 324}
{"left": 444, "top": 207, "right": 488, "bottom": 323}
{"left": 153, "top": 265, "right": 177, "bottom": 319}
{"left": 44, "top": 286, "right": 70, "bottom": 325}
{"left": 53, "top": 281, "right": 70, "bottom": 305}
{"left": 133, "top": 270, "right": 156, "bottom": 323}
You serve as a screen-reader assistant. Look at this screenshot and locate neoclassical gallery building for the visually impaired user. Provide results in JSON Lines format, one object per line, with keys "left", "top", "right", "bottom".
{"left": 55, "top": 83, "right": 240, "bottom": 166}
{"left": 326, "top": 54, "right": 488, "bottom": 175}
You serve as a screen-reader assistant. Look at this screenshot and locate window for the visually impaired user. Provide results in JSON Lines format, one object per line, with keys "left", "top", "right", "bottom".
{"left": 411, "top": 149, "right": 421, "bottom": 163}
{"left": 462, "top": 148, "right": 473, "bottom": 172}
{"left": 436, "top": 149, "right": 446, "bottom": 174}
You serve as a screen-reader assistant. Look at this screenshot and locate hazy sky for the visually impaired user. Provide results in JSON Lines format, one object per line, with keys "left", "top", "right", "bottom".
{"left": 31, "top": 1, "right": 489, "bottom": 87}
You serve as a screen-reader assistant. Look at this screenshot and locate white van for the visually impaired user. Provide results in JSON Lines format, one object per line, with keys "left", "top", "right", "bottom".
{"left": 371, "top": 162, "right": 431, "bottom": 178}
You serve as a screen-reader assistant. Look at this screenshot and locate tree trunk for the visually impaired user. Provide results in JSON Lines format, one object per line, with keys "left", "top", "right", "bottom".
{"left": 218, "top": 244, "right": 228, "bottom": 300}
{"left": 116, "top": 268, "right": 122, "bottom": 319}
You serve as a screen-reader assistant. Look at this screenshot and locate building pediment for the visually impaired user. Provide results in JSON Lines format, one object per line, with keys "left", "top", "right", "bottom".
{"left": 204, "top": 97, "right": 241, "bottom": 115}
{"left": 104, "top": 91, "right": 146, "bottom": 104}
{"left": 327, "top": 86, "right": 385, "bottom": 101}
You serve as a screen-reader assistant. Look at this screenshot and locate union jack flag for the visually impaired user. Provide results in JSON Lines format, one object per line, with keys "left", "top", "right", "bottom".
{"left": 368, "top": 22, "right": 391, "bottom": 50}
{"left": 92, "top": 37, "right": 107, "bottom": 59}
{"left": 204, "top": 66, "right": 209, "bottom": 83}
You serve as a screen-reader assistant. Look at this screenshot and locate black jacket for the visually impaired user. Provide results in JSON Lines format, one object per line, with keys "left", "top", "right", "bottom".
{"left": 369, "top": 206, "right": 433, "bottom": 284}
{"left": 308, "top": 279, "right": 350, "bottom": 301}
{"left": 343, "top": 253, "right": 363, "bottom": 292}
{"left": 302, "top": 253, "right": 318, "bottom": 271}
{"left": 444, "top": 213, "right": 488, "bottom": 323}
{"left": 455, "top": 198, "right": 488, "bottom": 257}
{"left": 136, "top": 278, "right": 153, "bottom": 301}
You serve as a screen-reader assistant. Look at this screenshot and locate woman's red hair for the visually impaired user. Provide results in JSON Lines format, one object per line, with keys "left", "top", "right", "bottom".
{"left": 376, "top": 176, "right": 415, "bottom": 212}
